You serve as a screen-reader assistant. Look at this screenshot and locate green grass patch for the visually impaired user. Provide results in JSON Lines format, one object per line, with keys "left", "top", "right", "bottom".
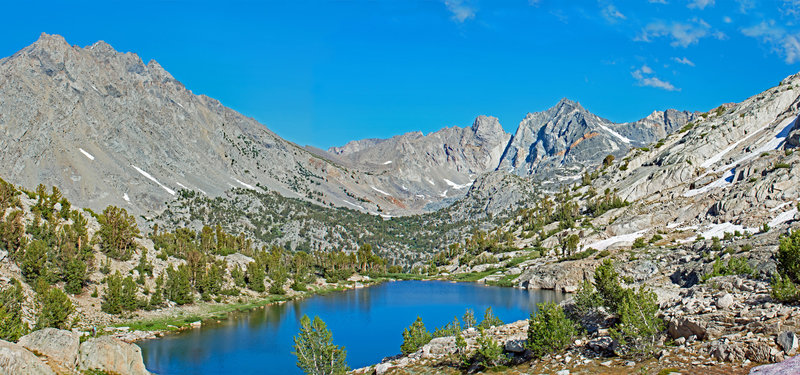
{"left": 449, "top": 268, "right": 499, "bottom": 282}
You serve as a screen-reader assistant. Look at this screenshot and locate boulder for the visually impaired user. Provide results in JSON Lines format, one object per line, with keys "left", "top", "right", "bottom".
{"left": 746, "top": 342, "right": 774, "bottom": 363}
{"left": 667, "top": 317, "right": 707, "bottom": 340}
{"left": 586, "top": 336, "right": 617, "bottom": 356}
{"left": 750, "top": 354, "right": 800, "bottom": 374}
{"left": 375, "top": 362, "right": 393, "bottom": 375}
{"left": 778, "top": 332, "right": 799, "bottom": 355}
{"left": 18, "top": 328, "right": 80, "bottom": 367}
{"left": 0, "top": 339, "right": 55, "bottom": 375}
{"left": 716, "top": 293, "right": 734, "bottom": 310}
{"left": 710, "top": 341, "right": 747, "bottom": 362}
{"left": 77, "top": 336, "right": 150, "bottom": 375}
{"left": 504, "top": 339, "right": 526, "bottom": 353}
{"left": 421, "top": 337, "right": 455, "bottom": 358}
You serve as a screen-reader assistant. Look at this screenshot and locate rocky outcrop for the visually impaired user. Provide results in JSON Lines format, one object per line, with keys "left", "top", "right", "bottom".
{"left": 0, "top": 339, "right": 55, "bottom": 375}
{"left": 18, "top": 328, "right": 80, "bottom": 368}
{"left": 77, "top": 336, "right": 150, "bottom": 375}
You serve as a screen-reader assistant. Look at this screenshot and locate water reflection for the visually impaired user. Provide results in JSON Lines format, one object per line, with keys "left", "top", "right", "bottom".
{"left": 140, "top": 281, "right": 564, "bottom": 375}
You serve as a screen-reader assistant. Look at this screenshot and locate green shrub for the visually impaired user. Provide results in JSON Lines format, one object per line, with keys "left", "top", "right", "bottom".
{"left": 400, "top": 317, "right": 432, "bottom": 355}
{"left": 594, "top": 259, "right": 627, "bottom": 313}
{"left": 610, "top": 286, "right": 664, "bottom": 357}
{"left": 701, "top": 256, "right": 754, "bottom": 282}
{"left": 476, "top": 328, "right": 504, "bottom": 368}
{"left": 432, "top": 317, "right": 461, "bottom": 338}
{"left": 632, "top": 237, "right": 646, "bottom": 249}
{"left": 772, "top": 273, "right": 800, "bottom": 302}
{"left": 778, "top": 230, "right": 800, "bottom": 282}
{"left": 773, "top": 230, "right": 800, "bottom": 302}
{"left": 527, "top": 302, "right": 578, "bottom": 358}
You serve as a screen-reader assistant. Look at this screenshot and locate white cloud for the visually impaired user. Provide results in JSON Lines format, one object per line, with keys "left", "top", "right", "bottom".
{"left": 723, "top": 16, "right": 732, "bottom": 23}
{"left": 784, "top": 0, "right": 800, "bottom": 16}
{"left": 636, "top": 18, "right": 721, "bottom": 47}
{"left": 673, "top": 56, "right": 696, "bottom": 66}
{"left": 602, "top": 4, "right": 626, "bottom": 22}
{"left": 687, "top": 0, "right": 715, "bottom": 9}
{"left": 649, "top": 0, "right": 668, "bottom": 3}
{"left": 632, "top": 65, "right": 680, "bottom": 91}
{"left": 736, "top": 0, "right": 755, "bottom": 13}
{"left": 443, "top": 0, "right": 476, "bottom": 23}
{"left": 742, "top": 20, "right": 800, "bottom": 63}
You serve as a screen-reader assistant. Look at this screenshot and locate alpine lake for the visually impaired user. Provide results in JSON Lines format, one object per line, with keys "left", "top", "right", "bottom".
{"left": 140, "top": 280, "right": 565, "bottom": 374}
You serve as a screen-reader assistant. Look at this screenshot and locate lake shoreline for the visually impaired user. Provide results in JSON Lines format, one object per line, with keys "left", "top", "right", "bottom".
{"left": 112, "top": 274, "right": 406, "bottom": 343}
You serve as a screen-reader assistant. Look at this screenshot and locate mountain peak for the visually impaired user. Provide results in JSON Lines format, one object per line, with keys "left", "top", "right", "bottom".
{"left": 471, "top": 115, "right": 504, "bottom": 139}
{"left": 553, "top": 97, "right": 584, "bottom": 112}
{"left": 88, "top": 40, "right": 117, "bottom": 55}
{"left": 31, "top": 32, "right": 70, "bottom": 51}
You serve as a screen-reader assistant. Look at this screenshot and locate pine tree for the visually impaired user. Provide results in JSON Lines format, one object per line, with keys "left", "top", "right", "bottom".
{"left": 165, "top": 265, "right": 193, "bottom": 305}
{"left": 292, "top": 315, "right": 349, "bottom": 375}
{"left": 462, "top": 308, "right": 476, "bottom": 329}
{"left": 400, "top": 316, "right": 432, "bottom": 355}
{"left": 477, "top": 307, "right": 503, "bottom": 329}
{"left": 34, "top": 280, "right": 74, "bottom": 330}
{"left": 102, "top": 271, "right": 124, "bottom": 314}
{"left": 19, "top": 239, "right": 49, "bottom": 282}
{"left": 246, "top": 261, "right": 266, "bottom": 292}
{"left": 64, "top": 257, "right": 87, "bottom": 294}
{"left": 0, "top": 279, "right": 29, "bottom": 341}
{"left": 98, "top": 206, "right": 140, "bottom": 260}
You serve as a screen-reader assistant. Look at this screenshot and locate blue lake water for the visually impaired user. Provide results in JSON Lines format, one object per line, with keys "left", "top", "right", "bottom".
{"left": 139, "top": 280, "right": 565, "bottom": 374}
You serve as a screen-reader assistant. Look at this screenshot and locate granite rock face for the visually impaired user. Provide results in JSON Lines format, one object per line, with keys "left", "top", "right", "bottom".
{"left": 18, "top": 328, "right": 80, "bottom": 368}
{"left": 0, "top": 339, "right": 55, "bottom": 375}
{"left": 77, "top": 336, "right": 150, "bottom": 375}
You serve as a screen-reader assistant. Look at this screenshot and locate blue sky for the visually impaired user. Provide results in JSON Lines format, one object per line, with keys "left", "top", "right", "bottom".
{"left": 2, "top": 1, "right": 800, "bottom": 149}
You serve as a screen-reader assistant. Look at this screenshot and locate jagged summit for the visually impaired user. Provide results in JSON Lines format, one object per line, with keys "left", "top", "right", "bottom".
{"left": 497, "top": 98, "right": 696, "bottom": 181}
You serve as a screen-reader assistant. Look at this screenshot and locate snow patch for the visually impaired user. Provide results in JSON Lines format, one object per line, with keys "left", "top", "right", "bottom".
{"left": 122, "top": 193, "right": 130, "bottom": 203}
{"left": 415, "top": 194, "right": 425, "bottom": 198}
{"left": 131, "top": 165, "right": 175, "bottom": 195}
{"left": 443, "top": 179, "right": 473, "bottom": 190}
{"left": 233, "top": 178, "right": 256, "bottom": 190}
{"left": 598, "top": 124, "right": 632, "bottom": 144}
{"left": 342, "top": 200, "right": 365, "bottom": 210}
{"left": 382, "top": 160, "right": 393, "bottom": 165}
{"left": 440, "top": 190, "right": 448, "bottom": 197}
{"left": 427, "top": 179, "right": 436, "bottom": 186}
{"left": 371, "top": 186, "right": 391, "bottom": 196}
{"left": 583, "top": 229, "right": 648, "bottom": 251}
{"left": 175, "top": 182, "right": 189, "bottom": 190}
{"left": 78, "top": 148, "right": 95, "bottom": 161}
{"left": 769, "top": 208, "right": 798, "bottom": 228}
{"left": 700, "top": 222, "right": 757, "bottom": 239}
{"left": 666, "top": 221, "right": 684, "bottom": 229}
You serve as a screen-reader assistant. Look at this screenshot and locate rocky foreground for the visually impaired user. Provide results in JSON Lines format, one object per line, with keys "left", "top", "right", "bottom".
{"left": 0, "top": 328, "right": 150, "bottom": 375}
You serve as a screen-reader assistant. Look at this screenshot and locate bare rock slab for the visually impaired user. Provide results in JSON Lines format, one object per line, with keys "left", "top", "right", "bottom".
{"left": 18, "top": 328, "right": 80, "bottom": 367}
{"left": 78, "top": 336, "right": 150, "bottom": 375}
{"left": 0, "top": 339, "right": 55, "bottom": 375}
